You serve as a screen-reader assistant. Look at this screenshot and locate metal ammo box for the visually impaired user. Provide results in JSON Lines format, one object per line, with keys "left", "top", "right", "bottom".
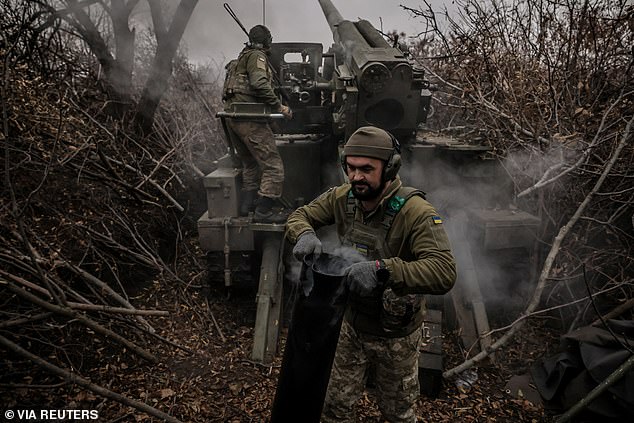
{"left": 197, "top": 213, "right": 253, "bottom": 252}
{"left": 418, "top": 308, "right": 443, "bottom": 398}
{"left": 198, "top": 168, "right": 254, "bottom": 252}
{"left": 468, "top": 209, "right": 541, "bottom": 250}
{"left": 203, "top": 167, "right": 241, "bottom": 218}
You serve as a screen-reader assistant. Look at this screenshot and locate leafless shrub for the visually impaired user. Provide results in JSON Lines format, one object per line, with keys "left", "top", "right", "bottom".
{"left": 0, "top": 2, "right": 223, "bottom": 418}
{"left": 404, "top": 0, "right": 633, "bottom": 330}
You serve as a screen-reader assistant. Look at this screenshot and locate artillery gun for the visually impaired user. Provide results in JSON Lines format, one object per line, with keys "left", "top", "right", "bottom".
{"left": 198, "top": 0, "right": 540, "bottom": 393}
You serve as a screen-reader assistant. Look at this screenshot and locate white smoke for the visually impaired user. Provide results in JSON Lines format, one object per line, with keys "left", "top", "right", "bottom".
{"left": 400, "top": 149, "right": 540, "bottom": 322}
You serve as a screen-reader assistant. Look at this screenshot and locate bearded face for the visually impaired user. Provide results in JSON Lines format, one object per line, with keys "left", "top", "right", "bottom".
{"left": 351, "top": 179, "right": 385, "bottom": 200}
{"left": 345, "top": 156, "right": 386, "bottom": 201}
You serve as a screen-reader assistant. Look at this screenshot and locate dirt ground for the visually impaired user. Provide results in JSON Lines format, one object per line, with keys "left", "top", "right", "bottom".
{"left": 111, "top": 240, "right": 558, "bottom": 422}
{"left": 1, "top": 237, "right": 559, "bottom": 423}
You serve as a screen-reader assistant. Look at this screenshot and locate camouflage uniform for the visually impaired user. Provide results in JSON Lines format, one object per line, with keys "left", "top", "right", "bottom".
{"left": 325, "top": 320, "right": 422, "bottom": 422}
{"left": 223, "top": 46, "right": 284, "bottom": 198}
{"left": 286, "top": 177, "right": 456, "bottom": 423}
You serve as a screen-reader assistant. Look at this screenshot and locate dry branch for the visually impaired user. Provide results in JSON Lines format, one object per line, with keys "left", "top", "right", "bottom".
{"left": 444, "top": 112, "right": 633, "bottom": 379}
{"left": 517, "top": 91, "right": 631, "bottom": 198}
{"left": 592, "top": 298, "right": 634, "bottom": 326}
{"left": 0, "top": 312, "right": 54, "bottom": 329}
{"left": 205, "top": 297, "right": 226, "bottom": 343}
{"left": 104, "top": 153, "right": 185, "bottom": 212}
{"left": 67, "top": 303, "right": 169, "bottom": 316}
{"left": 1, "top": 4, "right": 225, "bottom": 420}
{"left": 6, "top": 282, "right": 158, "bottom": 363}
{"left": 0, "top": 334, "right": 183, "bottom": 423}
{"left": 61, "top": 262, "right": 157, "bottom": 332}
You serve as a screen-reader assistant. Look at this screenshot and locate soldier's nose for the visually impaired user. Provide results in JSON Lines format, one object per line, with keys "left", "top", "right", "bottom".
{"left": 349, "top": 171, "right": 363, "bottom": 181}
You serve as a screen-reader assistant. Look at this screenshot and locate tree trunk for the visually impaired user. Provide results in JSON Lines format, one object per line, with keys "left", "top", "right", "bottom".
{"left": 134, "top": 0, "right": 199, "bottom": 135}
{"left": 108, "top": 0, "right": 139, "bottom": 118}
{"left": 55, "top": 0, "right": 137, "bottom": 118}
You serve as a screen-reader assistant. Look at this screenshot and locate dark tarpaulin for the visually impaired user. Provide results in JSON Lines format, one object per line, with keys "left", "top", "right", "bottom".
{"left": 270, "top": 254, "right": 351, "bottom": 423}
{"left": 531, "top": 319, "right": 634, "bottom": 421}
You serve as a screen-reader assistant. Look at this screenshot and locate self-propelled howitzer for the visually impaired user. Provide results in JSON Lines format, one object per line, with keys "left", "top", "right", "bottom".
{"left": 201, "top": 2, "right": 540, "bottom": 388}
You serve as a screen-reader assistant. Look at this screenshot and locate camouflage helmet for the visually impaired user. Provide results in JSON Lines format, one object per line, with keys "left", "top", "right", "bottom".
{"left": 248, "top": 25, "right": 272, "bottom": 48}
{"left": 341, "top": 126, "right": 401, "bottom": 181}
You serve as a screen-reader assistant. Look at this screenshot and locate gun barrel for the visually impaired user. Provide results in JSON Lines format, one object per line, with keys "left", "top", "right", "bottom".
{"left": 318, "top": 0, "right": 344, "bottom": 35}
{"left": 318, "top": 0, "right": 370, "bottom": 51}
{"left": 356, "top": 20, "right": 390, "bottom": 48}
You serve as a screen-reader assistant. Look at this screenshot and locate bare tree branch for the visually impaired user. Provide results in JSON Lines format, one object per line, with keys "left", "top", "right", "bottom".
{"left": 445, "top": 112, "right": 633, "bottom": 378}
{"left": 0, "top": 334, "right": 183, "bottom": 423}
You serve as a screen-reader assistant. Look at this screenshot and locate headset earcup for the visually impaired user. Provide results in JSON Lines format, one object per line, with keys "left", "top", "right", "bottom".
{"left": 383, "top": 153, "right": 401, "bottom": 182}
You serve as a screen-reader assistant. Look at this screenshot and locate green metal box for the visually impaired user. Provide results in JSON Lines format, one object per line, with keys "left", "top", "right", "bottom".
{"left": 468, "top": 208, "right": 541, "bottom": 250}
{"left": 203, "top": 168, "right": 241, "bottom": 218}
{"left": 197, "top": 212, "right": 254, "bottom": 252}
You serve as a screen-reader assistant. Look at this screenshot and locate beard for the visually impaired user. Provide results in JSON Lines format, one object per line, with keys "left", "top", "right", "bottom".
{"left": 351, "top": 180, "right": 385, "bottom": 201}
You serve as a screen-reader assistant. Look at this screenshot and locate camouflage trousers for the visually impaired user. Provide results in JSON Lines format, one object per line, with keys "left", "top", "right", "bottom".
{"left": 226, "top": 119, "right": 283, "bottom": 198}
{"left": 321, "top": 319, "right": 423, "bottom": 423}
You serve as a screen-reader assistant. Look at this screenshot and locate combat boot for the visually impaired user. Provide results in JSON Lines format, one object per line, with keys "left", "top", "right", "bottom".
{"left": 239, "top": 189, "right": 257, "bottom": 216}
{"left": 254, "top": 196, "right": 288, "bottom": 224}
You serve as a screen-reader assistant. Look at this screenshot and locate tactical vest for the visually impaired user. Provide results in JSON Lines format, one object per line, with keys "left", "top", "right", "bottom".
{"left": 341, "top": 186, "right": 427, "bottom": 338}
{"left": 222, "top": 49, "right": 269, "bottom": 101}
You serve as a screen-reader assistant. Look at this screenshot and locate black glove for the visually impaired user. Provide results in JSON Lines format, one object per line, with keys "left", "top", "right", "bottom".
{"left": 292, "top": 231, "right": 322, "bottom": 261}
{"left": 345, "top": 261, "right": 382, "bottom": 296}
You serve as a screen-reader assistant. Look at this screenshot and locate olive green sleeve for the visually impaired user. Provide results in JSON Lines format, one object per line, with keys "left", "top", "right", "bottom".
{"left": 285, "top": 186, "right": 343, "bottom": 243}
{"left": 245, "top": 50, "right": 281, "bottom": 109}
{"left": 384, "top": 198, "right": 456, "bottom": 295}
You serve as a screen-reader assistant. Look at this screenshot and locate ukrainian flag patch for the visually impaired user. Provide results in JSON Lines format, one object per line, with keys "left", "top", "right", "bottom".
{"left": 432, "top": 216, "right": 443, "bottom": 224}
{"left": 354, "top": 243, "right": 369, "bottom": 255}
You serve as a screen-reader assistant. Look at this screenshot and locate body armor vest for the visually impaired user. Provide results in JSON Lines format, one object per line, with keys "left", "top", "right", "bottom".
{"left": 341, "top": 186, "right": 427, "bottom": 338}
{"left": 222, "top": 49, "right": 269, "bottom": 101}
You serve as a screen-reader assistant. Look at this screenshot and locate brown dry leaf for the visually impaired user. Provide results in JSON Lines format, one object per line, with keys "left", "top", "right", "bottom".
{"left": 159, "top": 388, "right": 175, "bottom": 399}
{"left": 75, "top": 391, "right": 97, "bottom": 402}
{"left": 229, "top": 382, "right": 242, "bottom": 395}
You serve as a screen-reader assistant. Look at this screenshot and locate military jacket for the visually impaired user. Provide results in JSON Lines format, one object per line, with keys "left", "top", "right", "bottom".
{"left": 223, "top": 47, "right": 280, "bottom": 111}
{"left": 286, "top": 177, "right": 457, "bottom": 337}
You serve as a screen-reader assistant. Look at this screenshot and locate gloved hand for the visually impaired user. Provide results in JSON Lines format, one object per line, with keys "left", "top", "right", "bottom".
{"left": 345, "top": 261, "right": 380, "bottom": 296}
{"left": 279, "top": 104, "right": 293, "bottom": 120}
{"left": 292, "top": 231, "right": 322, "bottom": 261}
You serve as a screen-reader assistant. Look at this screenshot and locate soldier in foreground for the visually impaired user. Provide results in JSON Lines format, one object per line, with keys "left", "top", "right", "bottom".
{"left": 222, "top": 25, "right": 292, "bottom": 223}
{"left": 286, "top": 126, "right": 457, "bottom": 422}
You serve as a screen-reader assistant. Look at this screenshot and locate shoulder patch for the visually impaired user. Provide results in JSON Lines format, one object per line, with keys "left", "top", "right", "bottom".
{"left": 256, "top": 56, "right": 266, "bottom": 70}
{"left": 431, "top": 216, "right": 443, "bottom": 224}
{"left": 387, "top": 196, "right": 406, "bottom": 213}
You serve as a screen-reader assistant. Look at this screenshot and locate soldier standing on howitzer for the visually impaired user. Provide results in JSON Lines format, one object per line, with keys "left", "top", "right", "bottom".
{"left": 222, "top": 25, "right": 292, "bottom": 223}
{"left": 287, "top": 126, "right": 457, "bottom": 423}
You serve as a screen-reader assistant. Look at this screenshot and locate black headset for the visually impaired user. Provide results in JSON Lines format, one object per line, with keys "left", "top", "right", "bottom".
{"left": 383, "top": 132, "right": 402, "bottom": 182}
{"left": 341, "top": 129, "right": 402, "bottom": 183}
